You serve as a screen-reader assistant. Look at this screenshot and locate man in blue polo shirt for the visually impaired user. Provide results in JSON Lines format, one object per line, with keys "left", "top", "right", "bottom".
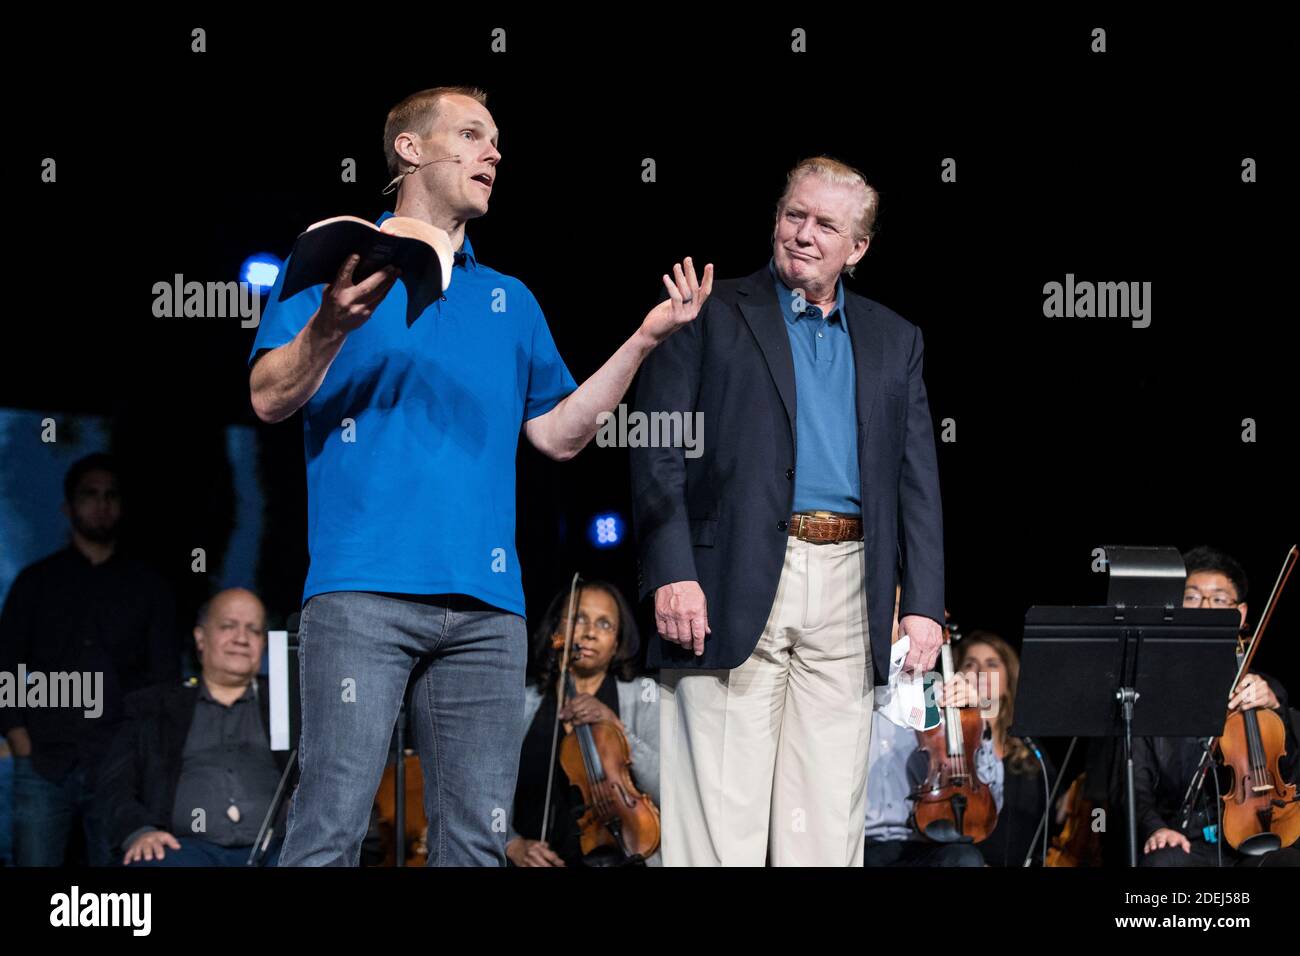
{"left": 248, "top": 86, "right": 711, "bottom": 866}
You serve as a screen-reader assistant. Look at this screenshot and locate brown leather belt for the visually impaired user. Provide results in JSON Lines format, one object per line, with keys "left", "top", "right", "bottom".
{"left": 788, "top": 511, "right": 864, "bottom": 544}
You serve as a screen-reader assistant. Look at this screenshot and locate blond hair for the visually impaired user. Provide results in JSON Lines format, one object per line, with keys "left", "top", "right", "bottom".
{"left": 775, "top": 156, "right": 879, "bottom": 277}
{"left": 383, "top": 86, "right": 488, "bottom": 177}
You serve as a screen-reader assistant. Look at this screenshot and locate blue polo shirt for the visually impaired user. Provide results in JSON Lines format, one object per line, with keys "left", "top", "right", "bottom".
{"left": 249, "top": 212, "right": 577, "bottom": 614}
{"left": 769, "top": 258, "right": 861, "bottom": 514}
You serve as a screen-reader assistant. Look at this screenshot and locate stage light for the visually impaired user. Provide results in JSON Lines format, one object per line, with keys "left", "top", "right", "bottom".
{"left": 241, "top": 253, "right": 283, "bottom": 292}
{"left": 588, "top": 513, "right": 623, "bottom": 549}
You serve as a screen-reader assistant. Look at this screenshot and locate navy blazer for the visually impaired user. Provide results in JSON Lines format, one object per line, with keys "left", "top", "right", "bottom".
{"left": 630, "top": 266, "right": 945, "bottom": 684}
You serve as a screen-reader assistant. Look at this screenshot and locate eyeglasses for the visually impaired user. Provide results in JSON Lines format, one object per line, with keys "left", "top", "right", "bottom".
{"left": 1182, "top": 590, "right": 1240, "bottom": 609}
{"left": 558, "top": 614, "right": 615, "bottom": 633}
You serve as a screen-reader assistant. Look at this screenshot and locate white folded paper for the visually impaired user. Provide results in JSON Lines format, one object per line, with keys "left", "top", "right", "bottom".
{"left": 875, "top": 634, "right": 939, "bottom": 731}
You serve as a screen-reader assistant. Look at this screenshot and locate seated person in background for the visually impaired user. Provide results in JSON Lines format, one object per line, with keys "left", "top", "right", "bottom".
{"left": 507, "top": 580, "right": 660, "bottom": 867}
{"left": 99, "top": 588, "right": 294, "bottom": 866}
{"left": 955, "top": 631, "right": 1057, "bottom": 866}
{"left": 864, "top": 589, "right": 1001, "bottom": 867}
{"left": 1136, "top": 546, "right": 1298, "bottom": 867}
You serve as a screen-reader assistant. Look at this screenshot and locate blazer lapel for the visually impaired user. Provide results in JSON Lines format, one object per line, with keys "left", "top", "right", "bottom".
{"left": 845, "top": 293, "right": 884, "bottom": 431}
{"left": 738, "top": 269, "right": 797, "bottom": 443}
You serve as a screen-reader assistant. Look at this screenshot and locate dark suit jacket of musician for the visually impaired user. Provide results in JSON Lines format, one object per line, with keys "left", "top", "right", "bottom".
{"left": 630, "top": 265, "right": 945, "bottom": 685}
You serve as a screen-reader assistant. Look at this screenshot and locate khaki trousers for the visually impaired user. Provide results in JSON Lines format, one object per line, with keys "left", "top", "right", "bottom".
{"left": 660, "top": 536, "right": 873, "bottom": 866}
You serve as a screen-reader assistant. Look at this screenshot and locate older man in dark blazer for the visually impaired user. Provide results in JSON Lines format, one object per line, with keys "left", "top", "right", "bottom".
{"left": 631, "top": 156, "right": 946, "bottom": 866}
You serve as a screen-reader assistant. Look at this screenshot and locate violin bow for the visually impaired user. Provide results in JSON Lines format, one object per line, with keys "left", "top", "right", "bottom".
{"left": 1227, "top": 544, "right": 1296, "bottom": 694}
{"left": 540, "top": 572, "right": 582, "bottom": 846}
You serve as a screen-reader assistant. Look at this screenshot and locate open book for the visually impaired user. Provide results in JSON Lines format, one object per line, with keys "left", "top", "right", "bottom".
{"left": 278, "top": 215, "right": 455, "bottom": 327}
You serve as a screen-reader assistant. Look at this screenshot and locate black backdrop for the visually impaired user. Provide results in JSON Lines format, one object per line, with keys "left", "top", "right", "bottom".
{"left": 7, "top": 13, "right": 1296, "bottom": 688}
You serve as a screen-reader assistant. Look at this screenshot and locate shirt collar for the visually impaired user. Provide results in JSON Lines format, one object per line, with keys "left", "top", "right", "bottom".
{"left": 376, "top": 211, "right": 476, "bottom": 270}
{"left": 768, "top": 257, "right": 845, "bottom": 326}
{"left": 197, "top": 678, "right": 257, "bottom": 705}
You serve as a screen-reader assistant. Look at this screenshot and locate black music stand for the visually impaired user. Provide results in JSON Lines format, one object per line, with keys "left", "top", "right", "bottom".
{"left": 1011, "top": 546, "right": 1240, "bottom": 866}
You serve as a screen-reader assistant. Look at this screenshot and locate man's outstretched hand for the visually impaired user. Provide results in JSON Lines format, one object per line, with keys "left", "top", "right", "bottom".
{"left": 639, "top": 258, "right": 714, "bottom": 346}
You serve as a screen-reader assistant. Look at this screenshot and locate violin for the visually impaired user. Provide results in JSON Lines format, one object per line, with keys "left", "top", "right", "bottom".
{"left": 1195, "top": 545, "right": 1299, "bottom": 853}
{"left": 541, "top": 574, "right": 660, "bottom": 864}
{"left": 1045, "top": 773, "right": 1103, "bottom": 867}
{"left": 1219, "top": 706, "right": 1300, "bottom": 851}
{"left": 911, "top": 615, "right": 998, "bottom": 843}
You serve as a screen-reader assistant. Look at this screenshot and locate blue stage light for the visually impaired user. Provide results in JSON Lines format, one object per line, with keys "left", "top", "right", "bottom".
{"left": 588, "top": 513, "right": 623, "bottom": 549}
{"left": 241, "top": 253, "right": 283, "bottom": 292}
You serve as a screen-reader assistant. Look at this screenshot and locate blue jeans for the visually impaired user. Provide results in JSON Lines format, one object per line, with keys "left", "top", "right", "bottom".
{"left": 279, "top": 592, "right": 528, "bottom": 866}
{"left": 12, "top": 756, "right": 112, "bottom": 867}
{"left": 127, "top": 837, "right": 282, "bottom": 867}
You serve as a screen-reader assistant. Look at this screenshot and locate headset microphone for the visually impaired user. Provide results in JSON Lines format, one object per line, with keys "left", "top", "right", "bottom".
{"left": 381, "top": 154, "right": 464, "bottom": 195}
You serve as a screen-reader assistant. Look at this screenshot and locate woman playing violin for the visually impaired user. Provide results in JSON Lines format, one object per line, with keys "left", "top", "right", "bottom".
{"left": 506, "top": 580, "right": 660, "bottom": 867}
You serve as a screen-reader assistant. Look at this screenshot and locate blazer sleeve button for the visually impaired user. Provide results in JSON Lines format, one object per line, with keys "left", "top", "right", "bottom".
{"left": 785, "top": 468, "right": 795, "bottom": 480}
{"left": 777, "top": 520, "right": 788, "bottom": 531}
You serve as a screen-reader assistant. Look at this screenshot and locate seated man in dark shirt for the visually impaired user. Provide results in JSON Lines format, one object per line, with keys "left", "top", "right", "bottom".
{"left": 1135, "top": 546, "right": 1299, "bottom": 867}
{"left": 100, "top": 587, "right": 293, "bottom": 866}
{"left": 0, "top": 452, "right": 178, "bottom": 866}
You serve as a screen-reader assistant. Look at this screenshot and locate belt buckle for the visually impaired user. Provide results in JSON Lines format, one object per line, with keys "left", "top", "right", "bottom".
{"left": 799, "top": 510, "right": 838, "bottom": 543}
